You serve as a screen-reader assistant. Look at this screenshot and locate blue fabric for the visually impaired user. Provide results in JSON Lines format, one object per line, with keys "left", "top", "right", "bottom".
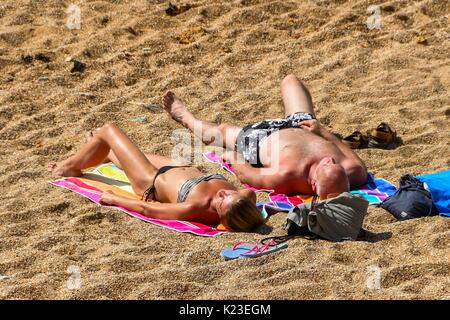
{"left": 416, "top": 170, "right": 450, "bottom": 216}
{"left": 366, "top": 174, "right": 398, "bottom": 196}
{"left": 348, "top": 173, "right": 397, "bottom": 204}
{"left": 351, "top": 173, "right": 398, "bottom": 204}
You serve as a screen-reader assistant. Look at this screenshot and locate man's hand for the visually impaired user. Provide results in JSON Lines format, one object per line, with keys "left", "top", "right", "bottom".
{"left": 100, "top": 190, "right": 118, "bottom": 205}
{"left": 298, "top": 119, "right": 323, "bottom": 136}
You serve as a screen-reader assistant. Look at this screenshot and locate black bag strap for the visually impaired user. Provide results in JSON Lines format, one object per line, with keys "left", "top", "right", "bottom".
{"left": 262, "top": 195, "right": 320, "bottom": 245}
{"left": 260, "top": 233, "right": 317, "bottom": 246}
{"left": 425, "top": 194, "right": 438, "bottom": 216}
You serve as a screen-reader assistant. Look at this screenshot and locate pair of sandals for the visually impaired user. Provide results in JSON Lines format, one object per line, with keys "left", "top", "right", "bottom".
{"left": 342, "top": 122, "right": 398, "bottom": 149}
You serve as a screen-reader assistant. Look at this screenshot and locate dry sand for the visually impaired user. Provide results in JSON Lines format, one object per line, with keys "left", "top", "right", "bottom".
{"left": 0, "top": 0, "right": 449, "bottom": 299}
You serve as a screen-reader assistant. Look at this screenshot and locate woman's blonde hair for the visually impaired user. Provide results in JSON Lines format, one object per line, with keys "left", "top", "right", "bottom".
{"left": 223, "top": 196, "right": 265, "bottom": 232}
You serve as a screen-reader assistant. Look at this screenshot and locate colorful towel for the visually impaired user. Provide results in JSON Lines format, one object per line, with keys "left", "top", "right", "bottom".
{"left": 49, "top": 163, "right": 225, "bottom": 237}
{"left": 204, "top": 151, "right": 397, "bottom": 209}
{"left": 416, "top": 170, "right": 450, "bottom": 217}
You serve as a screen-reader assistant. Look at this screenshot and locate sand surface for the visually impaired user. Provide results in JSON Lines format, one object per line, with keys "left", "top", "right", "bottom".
{"left": 0, "top": 0, "right": 449, "bottom": 299}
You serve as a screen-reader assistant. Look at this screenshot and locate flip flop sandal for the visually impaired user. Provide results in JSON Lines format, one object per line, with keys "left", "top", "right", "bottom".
{"left": 220, "top": 242, "right": 257, "bottom": 260}
{"left": 239, "top": 241, "right": 288, "bottom": 259}
{"left": 341, "top": 131, "right": 368, "bottom": 149}
{"left": 367, "top": 122, "right": 397, "bottom": 149}
{"left": 220, "top": 241, "right": 288, "bottom": 260}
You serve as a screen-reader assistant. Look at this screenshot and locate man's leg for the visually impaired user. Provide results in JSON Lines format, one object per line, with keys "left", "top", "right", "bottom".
{"left": 162, "top": 91, "right": 241, "bottom": 150}
{"left": 280, "top": 74, "right": 315, "bottom": 117}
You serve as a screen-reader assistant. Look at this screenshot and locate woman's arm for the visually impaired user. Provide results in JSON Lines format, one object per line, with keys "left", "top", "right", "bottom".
{"left": 100, "top": 191, "right": 195, "bottom": 220}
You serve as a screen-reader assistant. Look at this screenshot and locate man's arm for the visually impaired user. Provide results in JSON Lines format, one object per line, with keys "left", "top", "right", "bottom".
{"left": 100, "top": 191, "right": 194, "bottom": 220}
{"left": 222, "top": 151, "right": 283, "bottom": 190}
{"left": 319, "top": 127, "right": 365, "bottom": 165}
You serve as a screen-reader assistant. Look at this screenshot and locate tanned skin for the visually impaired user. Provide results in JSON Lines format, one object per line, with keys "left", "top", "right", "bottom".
{"left": 48, "top": 123, "right": 256, "bottom": 227}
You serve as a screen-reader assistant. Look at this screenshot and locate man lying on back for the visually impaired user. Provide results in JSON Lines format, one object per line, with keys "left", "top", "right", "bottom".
{"left": 162, "top": 74, "right": 368, "bottom": 199}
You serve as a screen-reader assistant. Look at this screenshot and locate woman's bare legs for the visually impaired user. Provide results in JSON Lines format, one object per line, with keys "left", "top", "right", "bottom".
{"left": 280, "top": 74, "right": 316, "bottom": 117}
{"left": 48, "top": 123, "right": 158, "bottom": 195}
{"left": 162, "top": 91, "right": 241, "bottom": 151}
{"left": 85, "top": 131, "right": 191, "bottom": 170}
{"left": 108, "top": 151, "right": 190, "bottom": 170}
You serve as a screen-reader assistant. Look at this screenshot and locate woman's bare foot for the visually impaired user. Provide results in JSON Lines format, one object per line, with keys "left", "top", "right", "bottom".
{"left": 47, "top": 159, "right": 82, "bottom": 177}
{"left": 99, "top": 190, "right": 117, "bottom": 205}
{"left": 162, "top": 91, "right": 190, "bottom": 126}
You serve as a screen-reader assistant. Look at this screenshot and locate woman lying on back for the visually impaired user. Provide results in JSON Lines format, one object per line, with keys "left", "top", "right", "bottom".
{"left": 48, "top": 123, "right": 264, "bottom": 231}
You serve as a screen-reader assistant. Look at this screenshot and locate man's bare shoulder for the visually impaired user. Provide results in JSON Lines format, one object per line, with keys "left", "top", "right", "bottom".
{"left": 342, "top": 159, "right": 368, "bottom": 187}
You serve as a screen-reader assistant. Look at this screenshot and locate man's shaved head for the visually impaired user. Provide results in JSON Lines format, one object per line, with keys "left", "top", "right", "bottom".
{"left": 314, "top": 157, "right": 349, "bottom": 199}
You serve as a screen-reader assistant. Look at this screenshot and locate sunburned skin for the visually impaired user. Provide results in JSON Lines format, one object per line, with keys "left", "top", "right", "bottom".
{"left": 258, "top": 128, "right": 348, "bottom": 194}
{"left": 162, "top": 74, "right": 368, "bottom": 198}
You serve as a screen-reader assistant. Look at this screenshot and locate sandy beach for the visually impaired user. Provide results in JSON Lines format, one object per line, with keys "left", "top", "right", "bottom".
{"left": 0, "top": 0, "right": 449, "bottom": 299}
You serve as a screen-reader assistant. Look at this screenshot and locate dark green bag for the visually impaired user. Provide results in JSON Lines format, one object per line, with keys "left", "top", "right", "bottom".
{"left": 283, "top": 192, "right": 369, "bottom": 241}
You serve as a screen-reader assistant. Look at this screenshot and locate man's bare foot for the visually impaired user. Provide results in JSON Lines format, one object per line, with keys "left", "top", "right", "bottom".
{"left": 47, "top": 160, "right": 82, "bottom": 177}
{"left": 162, "top": 91, "right": 190, "bottom": 125}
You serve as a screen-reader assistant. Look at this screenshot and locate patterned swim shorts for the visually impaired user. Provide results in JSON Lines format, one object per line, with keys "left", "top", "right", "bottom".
{"left": 235, "top": 112, "right": 316, "bottom": 167}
